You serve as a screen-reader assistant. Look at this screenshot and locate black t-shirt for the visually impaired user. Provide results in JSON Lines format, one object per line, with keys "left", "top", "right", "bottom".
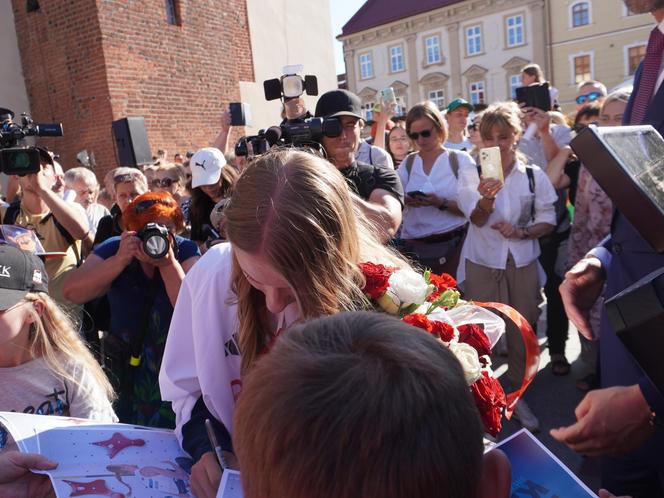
{"left": 93, "top": 204, "right": 122, "bottom": 248}
{"left": 339, "top": 161, "right": 404, "bottom": 208}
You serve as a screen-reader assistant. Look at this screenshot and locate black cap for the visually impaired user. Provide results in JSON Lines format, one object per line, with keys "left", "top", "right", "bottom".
{"left": 0, "top": 245, "right": 49, "bottom": 310}
{"left": 315, "top": 89, "right": 363, "bottom": 120}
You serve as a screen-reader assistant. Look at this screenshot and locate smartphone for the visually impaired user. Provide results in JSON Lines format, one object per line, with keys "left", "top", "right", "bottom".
{"left": 515, "top": 83, "right": 551, "bottom": 112}
{"left": 380, "top": 87, "right": 397, "bottom": 107}
{"left": 230, "top": 102, "right": 252, "bottom": 126}
{"left": 479, "top": 147, "right": 504, "bottom": 182}
{"left": 407, "top": 190, "right": 427, "bottom": 198}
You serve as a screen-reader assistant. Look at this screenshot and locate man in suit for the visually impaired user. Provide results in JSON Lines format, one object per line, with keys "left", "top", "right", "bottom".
{"left": 553, "top": 2, "right": 664, "bottom": 496}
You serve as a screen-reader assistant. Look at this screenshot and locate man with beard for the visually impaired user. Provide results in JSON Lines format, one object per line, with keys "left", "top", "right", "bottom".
{"left": 554, "top": 1, "right": 664, "bottom": 496}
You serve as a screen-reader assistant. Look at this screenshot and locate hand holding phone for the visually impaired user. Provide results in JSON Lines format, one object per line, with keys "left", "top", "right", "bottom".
{"left": 407, "top": 190, "right": 427, "bottom": 198}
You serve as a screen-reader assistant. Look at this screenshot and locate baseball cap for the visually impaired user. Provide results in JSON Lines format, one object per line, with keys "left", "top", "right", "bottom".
{"left": 190, "top": 147, "right": 227, "bottom": 189}
{"left": 446, "top": 98, "right": 474, "bottom": 113}
{"left": 315, "top": 89, "right": 363, "bottom": 120}
{"left": 0, "top": 245, "right": 49, "bottom": 311}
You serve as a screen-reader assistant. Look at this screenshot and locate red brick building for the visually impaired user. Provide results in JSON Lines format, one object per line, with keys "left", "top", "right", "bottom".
{"left": 10, "top": 0, "right": 254, "bottom": 178}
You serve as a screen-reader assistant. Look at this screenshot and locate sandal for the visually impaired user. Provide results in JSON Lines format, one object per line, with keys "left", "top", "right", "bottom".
{"left": 550, "top": 354, "right": 570, "bottom": 376}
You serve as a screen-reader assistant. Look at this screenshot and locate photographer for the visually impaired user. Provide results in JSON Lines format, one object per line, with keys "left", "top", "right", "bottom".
{"left": 314, "top": 89, "right": 403, "bottom": 242}
{"left": 63, "top": 191, "right": 200, "bottom": 427}
{"left": 1, "top": 147, "right": 89, "bottom": 315}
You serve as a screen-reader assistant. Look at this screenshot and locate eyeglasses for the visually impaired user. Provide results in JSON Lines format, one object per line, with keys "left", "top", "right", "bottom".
{"left": 151, "top": 178, "right": 175, "bottom": 188}
{"left": 575, "top": 91, "right": 602, "bottom": 105}
{"left": 132, "top": 198, "right": 174, "bottom": 213}
{"left": 407, "top": 128, "right": 434, "bottom": 140}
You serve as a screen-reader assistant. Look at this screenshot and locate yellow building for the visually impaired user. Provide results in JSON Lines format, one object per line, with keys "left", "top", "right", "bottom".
{"left": 548, "top": 0, "right": 654, "bottom": 112}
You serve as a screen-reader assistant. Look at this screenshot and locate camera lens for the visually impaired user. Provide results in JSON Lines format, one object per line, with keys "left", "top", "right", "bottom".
{"left": 143, "top": 234, "right": 169, "bottom": 259}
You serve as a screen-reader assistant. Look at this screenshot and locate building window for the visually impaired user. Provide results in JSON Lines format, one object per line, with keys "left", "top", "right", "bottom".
{"left": 428, "top": 90, "right": 445, "bottom": 110}
{"left": 509, "top": 74, "right": 521, "bottom": 98}
{"left": 389, "top": 46, "right": 405, "bottom": 72}
{"left": 425, "top": 35, "right": 442, "bottom": 64}
{"left": 359, "top": 53, "right": 373, "bottom": 79}
{"left": 466, "top": 25, "right": 482, "bottom": 56}
{"left": 573, "top": 54, "right": 592, "bottom": 83}
{"left": 361, "top": 103, "right": 374, "bottom": 121}
{"left": 165, "top": 0, "right": 181, "bottom": 25}
{"left": 469, "top": 82, "right": 485, "bottom": 105}
{"left": 506, "top": 14, "right": 524, "bottom": 47}
{"left": 627, "top": 45, "right": 646, "bottom": 75}
{"left": 571, "top": 2, "right": 590, "bottom": 27}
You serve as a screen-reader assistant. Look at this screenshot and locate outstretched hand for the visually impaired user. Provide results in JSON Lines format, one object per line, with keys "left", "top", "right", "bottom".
{"left": 559, "top": 257, "right": 605, "bottom": 340}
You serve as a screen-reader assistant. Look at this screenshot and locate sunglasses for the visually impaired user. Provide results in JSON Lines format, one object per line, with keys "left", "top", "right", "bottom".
{"left": 133, "top": 198, "right": 174, "bottom": 213}
{"left": 151, "top": 178, "right": 175, "bottom": 188}
{"left": 114, "top": 173, "right": 135, "bottom": 184}
{"left": 408, "top": 128, "right": 434, "bottom": 140}
{"left": 575, "top": 91, "right": 602, "bottom": 105}
{"left": 467, "top": 123, "right": 478, "bottom": 132}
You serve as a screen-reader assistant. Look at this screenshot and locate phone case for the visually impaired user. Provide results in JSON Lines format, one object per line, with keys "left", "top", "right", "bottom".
{"left": 479, "top": 147, "right": 504, "bottom": 182}
{"left": 380, "top": 87, "right": 397, "bottom": 106}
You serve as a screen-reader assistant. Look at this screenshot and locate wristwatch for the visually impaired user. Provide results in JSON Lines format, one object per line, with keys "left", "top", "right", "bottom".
{"left": 521, "top": 226, "right": 531, "bottom": 239}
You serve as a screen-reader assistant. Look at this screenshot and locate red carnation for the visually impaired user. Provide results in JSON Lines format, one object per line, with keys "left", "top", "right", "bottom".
{"left": 458, "top": 324, "right": 492, "bottom": 358}
{"left": 402, "top": 313, "right": 433, "bottom": 333}
{"left": 471, "top": 371, "right": 507, "bottom": 436}
{"left": 359, "top": 262, "right": 395, "bottom": 299}
{"left": 429, "top": 272, "right": 457, "bottom": 291}
{"left": 430, "top": 320, "right": 455, "bottom": 342}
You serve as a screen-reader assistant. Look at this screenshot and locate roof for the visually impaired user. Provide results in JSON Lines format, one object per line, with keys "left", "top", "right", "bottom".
{"left": 339, "top": 0, "right": 464, "bottom": 38}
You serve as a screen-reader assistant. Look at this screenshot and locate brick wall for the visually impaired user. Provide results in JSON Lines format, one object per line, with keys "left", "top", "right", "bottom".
{"left": 11, "top": 0, "right": 254, "bottom": 179}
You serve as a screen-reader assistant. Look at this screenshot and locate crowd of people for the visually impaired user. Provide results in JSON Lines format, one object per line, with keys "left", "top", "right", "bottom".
{"left": 0, "top": 0, "right": 662, "bottom": 496}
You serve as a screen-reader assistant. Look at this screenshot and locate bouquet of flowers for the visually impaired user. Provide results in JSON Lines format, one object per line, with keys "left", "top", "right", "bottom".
{"left": 359, "top": 262, "right": 539, "bottom": 436}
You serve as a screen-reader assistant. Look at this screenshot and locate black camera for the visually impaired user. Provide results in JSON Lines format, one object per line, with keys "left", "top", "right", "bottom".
{"left": 234, "top": 118, "right": 342, "bottom": 158}
{"left": 137, "top": 223, "right": 171, "bottom": 259}
{"left": 0, "top": 108, "right": 63, "bottom": 176}
{"left": 263, "top": 65, "right": 318, "bottom": 102}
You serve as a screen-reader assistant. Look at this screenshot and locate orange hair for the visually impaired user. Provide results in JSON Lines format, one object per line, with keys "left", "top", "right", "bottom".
{"left": 122, "top": 191, "right": 185, "bottom": 233}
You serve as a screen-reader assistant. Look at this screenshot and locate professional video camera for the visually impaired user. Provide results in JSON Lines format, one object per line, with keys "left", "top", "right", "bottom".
{"left": 0, "top": 108, "right": 63, "bottom": 176}
{"left": 234, "top": 117, "right": 343, "bottom": 157}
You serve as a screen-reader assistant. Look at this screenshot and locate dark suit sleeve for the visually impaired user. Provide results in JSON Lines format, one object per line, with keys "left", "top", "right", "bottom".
{"left": 181, "top": 396, "right": 233, "bottom": 463}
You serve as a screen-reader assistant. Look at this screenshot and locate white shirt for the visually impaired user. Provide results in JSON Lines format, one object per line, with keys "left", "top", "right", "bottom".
{"left": 396, "top": 150, "right": 470, "bottom": 239}
{"left": 159, "top": 243, "right": 299, "bottom": 444}
{"left": 356, "top": 140, "right": 394, "bottom": 169}
{"left": 456, "top": 160, "right": 557, "bottom": 284}
{"left": 444, "top": 138, "right": 473, "bottom": 152}
{"left": 86, "top": 203, "right": 110, "bottom": 236}
{"left": 517, "top": 124, "right": 571, "bottom": 170}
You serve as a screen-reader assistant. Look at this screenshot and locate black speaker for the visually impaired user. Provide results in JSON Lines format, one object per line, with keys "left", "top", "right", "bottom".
{"left": 112, "top": 117, "right": 152, "bottom": 167}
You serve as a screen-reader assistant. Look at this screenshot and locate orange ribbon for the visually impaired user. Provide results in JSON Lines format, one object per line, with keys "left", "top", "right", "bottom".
{"left": 473, "top": 301, "right": 540, "bottom": 419}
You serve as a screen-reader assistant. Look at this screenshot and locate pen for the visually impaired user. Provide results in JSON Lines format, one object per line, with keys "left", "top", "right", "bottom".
{"left": 205, "top": 418, "right": 228, "bottom": 470}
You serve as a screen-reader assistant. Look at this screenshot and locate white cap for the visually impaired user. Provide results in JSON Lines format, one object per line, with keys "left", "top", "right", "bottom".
{"left": 190, "top": 147, "right": 226, "bottom": 188}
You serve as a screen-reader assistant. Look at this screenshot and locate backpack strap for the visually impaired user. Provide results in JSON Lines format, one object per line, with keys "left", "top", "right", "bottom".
{"left": 39, "top": 213, "right": 82, "bottom": 267}
{"left": 403, "top": 152, "right": 418, "bottom": 187}
{"left": 525, "top": 166, "right": 536, "bottom": 222}
{"left": 2, "top": 202, "right": 21, "bottom": 225}
{"left": 448, "top": 150, "right": 459, "bottom": 178}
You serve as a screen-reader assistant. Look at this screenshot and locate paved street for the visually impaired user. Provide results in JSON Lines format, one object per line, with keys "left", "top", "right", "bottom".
{"left": 493, "top": 302, "right": 602, "bottom": 492}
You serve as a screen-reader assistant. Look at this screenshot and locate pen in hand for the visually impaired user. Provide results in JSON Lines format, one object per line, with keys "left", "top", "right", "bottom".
{"left": 205, "top": 418, "right": 228, "bottom": 471}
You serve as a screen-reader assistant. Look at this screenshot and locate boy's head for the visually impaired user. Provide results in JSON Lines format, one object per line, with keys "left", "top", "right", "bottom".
{"left": 234, "top": 311, "right": 510, "bottom": 498}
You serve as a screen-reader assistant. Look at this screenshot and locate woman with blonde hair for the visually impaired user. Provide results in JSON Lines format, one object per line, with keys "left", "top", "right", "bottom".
{"left": 456, "top": 101, "right": 557, "bottom": 433}
{"left": 0, "top": 245, "right": 116, "bottom": 421}
{"left": 397, "top": 101, "right": 471, "bottom": 276}
{"left": 159, "top": 148, "right": 406, "bottom": 498}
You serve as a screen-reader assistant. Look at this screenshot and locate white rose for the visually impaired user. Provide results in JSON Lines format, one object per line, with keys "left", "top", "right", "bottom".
{"left": 449, "top": 342, "right": 482, "bottom": 385}
{"left": 388, "top": 269, "right": 432, "bottom": 306}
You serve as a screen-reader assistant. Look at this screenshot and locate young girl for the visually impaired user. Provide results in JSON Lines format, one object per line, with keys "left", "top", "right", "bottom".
{"left": 0, "top": 245, "right": 116, "bottom": 421}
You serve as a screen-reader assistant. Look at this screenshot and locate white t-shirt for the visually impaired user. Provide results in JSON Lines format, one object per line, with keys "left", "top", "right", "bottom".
{"left": 456, "top": 160, "right": 557, "bottom": 284}
{"left": 444, "top": 138, "right": 473, "bottom": 152}
{"left": 159, "top": 242, "right": 299, "bottom": 444}
{"left": 396, "top": 150, "right": 470, "bottom": 239}
{"left": 86, "top": 203, "right": 111, "bottom": 236}
{"left": 0, "top": 356, "right": 117, "bottom": 422}
{"left": 355, "top": 140, "right": 394, "bottom": 169}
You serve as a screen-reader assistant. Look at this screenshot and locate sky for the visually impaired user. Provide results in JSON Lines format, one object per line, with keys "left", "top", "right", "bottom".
{"left": 330, "top": 0, "right": 367, "bottom": 75}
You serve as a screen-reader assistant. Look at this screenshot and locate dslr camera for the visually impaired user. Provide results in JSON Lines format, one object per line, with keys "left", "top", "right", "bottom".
{"left": 0, "top": 108, "right": 63, "bottom": 176}
{"left": 137, "top": 223, "right": 171, "bottom": 259}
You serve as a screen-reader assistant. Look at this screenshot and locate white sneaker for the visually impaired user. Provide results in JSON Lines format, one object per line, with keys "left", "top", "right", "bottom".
{"left": 513, "top": 399, "right": 540, "bottom": 433}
